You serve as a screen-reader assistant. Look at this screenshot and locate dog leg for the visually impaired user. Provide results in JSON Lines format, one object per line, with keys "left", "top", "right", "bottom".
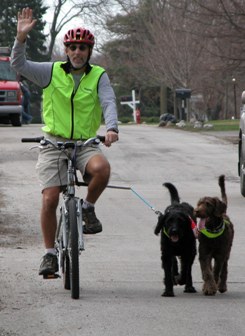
{"left": 213, "top": 258, "right": 223, "bottom": 285}
{"left": 162, "top": 257, "right": 175, "bottom": 297}
{"left": 200, "top": 257, "right": 217, "bottom": 295}
{"left": 218, "top": 260, "right": 228, "bottom": 293}
{"left": 172, "top": 256, "right": 180, "bottom": 285}
{"left": 175, "top": 256, "right": 186, "bottom": 286}
{"left": 175, "top": 255, "right": 196, "bottom": 293}
{"left": 184, "top": 272, "right": 197, "bottom": 293}
{"left": 183, "top": 261, "right": 197, "bottom": 293}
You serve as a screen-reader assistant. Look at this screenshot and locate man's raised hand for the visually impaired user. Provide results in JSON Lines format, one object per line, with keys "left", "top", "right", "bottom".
{"left": 17, "top": 8, "right": 37, "bottom": 43}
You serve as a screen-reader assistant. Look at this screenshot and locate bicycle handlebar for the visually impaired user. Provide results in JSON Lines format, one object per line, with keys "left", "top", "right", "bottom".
{"left": 21, "top": 135, "right": 105, "bottom": 146}
{"left": 21, "top": 136, "right": 44, "bottom": 143}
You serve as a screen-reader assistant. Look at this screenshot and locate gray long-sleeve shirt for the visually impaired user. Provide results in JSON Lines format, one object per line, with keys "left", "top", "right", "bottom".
{"left": 11, "top": 39, "right": 118, "bottom": 133}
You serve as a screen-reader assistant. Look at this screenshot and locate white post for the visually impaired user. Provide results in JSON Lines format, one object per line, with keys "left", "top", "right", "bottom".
{"left": 120, "top": 89, "right": 140, "bottom": 123}
{"left": 132, "top": 90, "right": 136, "bottom": 122}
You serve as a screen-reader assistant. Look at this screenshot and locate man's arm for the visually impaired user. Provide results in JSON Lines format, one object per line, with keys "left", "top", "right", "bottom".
{"left": 11, "top": 7, "right": 53, "bottom": 87}
{"left": 11, "top": 39, "right": 53, "bottom": 88}
{"left": 98, "top": 73, "right": 119, "bottom": 146}
{"left": 98, "top": 73, "right": 119, "bottom": 132}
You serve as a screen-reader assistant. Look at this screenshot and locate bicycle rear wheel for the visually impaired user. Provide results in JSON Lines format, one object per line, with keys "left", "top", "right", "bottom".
{"left": 67, "top": 198, "right": 80, "bottom": 299}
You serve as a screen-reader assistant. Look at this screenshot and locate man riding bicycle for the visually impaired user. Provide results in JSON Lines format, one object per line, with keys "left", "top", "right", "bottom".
{"left": 11, "top": 8, "right": 119, "bottom": 276}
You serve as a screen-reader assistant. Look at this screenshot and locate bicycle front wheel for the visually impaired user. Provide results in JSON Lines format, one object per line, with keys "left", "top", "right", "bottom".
{"left": 68, "top": 198, "right": 80, "bottom": 299}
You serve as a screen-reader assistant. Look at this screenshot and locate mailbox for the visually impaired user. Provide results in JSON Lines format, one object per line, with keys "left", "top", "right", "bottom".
{"left": 175, "top": 88, "right": 191, "bottom": 99}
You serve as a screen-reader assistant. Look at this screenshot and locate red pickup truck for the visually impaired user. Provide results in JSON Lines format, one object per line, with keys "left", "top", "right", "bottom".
{"left": 0, "top": 47, "right": 22, "bottom": 126}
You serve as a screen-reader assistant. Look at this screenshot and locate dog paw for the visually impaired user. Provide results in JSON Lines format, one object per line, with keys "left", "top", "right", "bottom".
{"left": 174, "top": 275, "right": 186, "bottom": 286}
{"left": 218, "top": 286, "right": 227, "bottom": 293}
{"left": 203, "top": 287, "right": 217, "bottom": 296}
{"left": 177, "top": 279, "right": 186, "bottom": 286}
{"left": 184, "top": 286, "right": 197, "bottom": 293}
{"left": 173, "top": 275, "right": 181, "bottom": 285}
{"left": 162, "top": 290, "right": 175, "bottom": 297}
{"left": 203, "top": 282, "right": 217, "bottom": 295}
{"left": 204, "top": 290, "right": 216, "bottom": 296}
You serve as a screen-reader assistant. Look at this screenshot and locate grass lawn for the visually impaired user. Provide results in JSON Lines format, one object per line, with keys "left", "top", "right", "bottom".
{"left": 206, "top": 119, "right": 239, "bottom": 131}
{"left": 178, "top": 119, "right": 240, "bottom": 132}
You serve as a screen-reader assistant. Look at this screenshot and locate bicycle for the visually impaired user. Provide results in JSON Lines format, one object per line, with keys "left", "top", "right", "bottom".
{"left": 21, "top": 135, "right": 105, "bottom": 299}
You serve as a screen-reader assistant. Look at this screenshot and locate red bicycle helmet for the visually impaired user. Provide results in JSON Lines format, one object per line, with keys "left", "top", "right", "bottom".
{"left": 64, "top": 27, "right": 95, "bottom": 47}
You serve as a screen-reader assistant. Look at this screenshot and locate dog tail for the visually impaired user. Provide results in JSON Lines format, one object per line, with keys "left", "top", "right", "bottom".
{"left": 163, "top": 182, "right": 180, "bottom": 204}
{"left": 218, "top": 175, "right": 227, "bottom": 206}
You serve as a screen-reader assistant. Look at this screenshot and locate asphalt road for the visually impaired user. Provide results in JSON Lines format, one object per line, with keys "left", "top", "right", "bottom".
{"left": 0, "top": 124, "right": 244, "bottom": 336}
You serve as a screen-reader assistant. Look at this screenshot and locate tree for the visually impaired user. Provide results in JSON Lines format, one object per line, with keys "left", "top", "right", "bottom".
{"left": 0, "top": 1, "right": 49, "bottom": 122}
{"left": 170, "top": 0, "right": 245, "bottom": 118}
{"left": 102, "top": 0, "right": 210, "bottom": 118}
{"left": 102, "top": 0, "right": 245, "bottom": 120}
{"left": 44, "top": 0, "right": 114, "bottom": 60}
{"left": 0, "top": 0, "right": 48, "bottom": 61}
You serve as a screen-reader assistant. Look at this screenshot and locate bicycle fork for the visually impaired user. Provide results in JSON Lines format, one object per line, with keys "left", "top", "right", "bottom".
{"left": 61, "top": 196, "right": 85, "bottom": 251}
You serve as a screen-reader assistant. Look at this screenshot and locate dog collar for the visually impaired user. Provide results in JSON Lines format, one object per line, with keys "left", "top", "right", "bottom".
{"left": 189, "top": 216, "right": 197, "bottom": 229}
{"left": 199, "top": 219, "right": 229, "bottom": 238}
{"left": 163, "top": 228, "right": 170, "bottom": 238}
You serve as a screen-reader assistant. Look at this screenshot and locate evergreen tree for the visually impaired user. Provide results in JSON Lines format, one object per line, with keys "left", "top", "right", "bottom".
{"left": 0, "top": 0, "right": 49, "bottom": 122}
{"left": 0, "top": 0, "right": 48, "bottom": 61}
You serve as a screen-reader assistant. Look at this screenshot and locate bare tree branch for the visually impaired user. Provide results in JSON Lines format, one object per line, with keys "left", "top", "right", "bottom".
{"left": 44, "top": 0, "right": 114, "bottom": 59}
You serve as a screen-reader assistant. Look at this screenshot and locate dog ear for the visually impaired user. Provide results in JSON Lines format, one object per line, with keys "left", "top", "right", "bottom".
{"left": 180, "top": 202, "right": 196, "bottom": 219}
{"left": 214, "top": 198, "right": 227, "bottom": 217}
{"left": 154, "top": 213, "right": 166, "bottom": 235}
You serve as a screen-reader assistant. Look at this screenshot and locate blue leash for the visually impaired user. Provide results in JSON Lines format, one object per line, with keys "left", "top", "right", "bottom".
{"left": 130, "top": 187, "right": 162, "bottom": 215}
{"left": 81, "top": 182, "right": 162, "bottom": 216}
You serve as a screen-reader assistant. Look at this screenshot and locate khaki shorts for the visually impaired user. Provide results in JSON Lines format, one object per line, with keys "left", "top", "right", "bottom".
{"left": 36, "top": 133, "right": 105, "bottom": 190}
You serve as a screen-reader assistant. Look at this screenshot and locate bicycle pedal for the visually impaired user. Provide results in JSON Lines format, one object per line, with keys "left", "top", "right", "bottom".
{"left": 43, "top": 273, "right": 60, "bottom": 279}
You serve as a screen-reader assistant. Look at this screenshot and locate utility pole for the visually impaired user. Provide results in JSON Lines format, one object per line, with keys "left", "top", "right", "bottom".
{"left": 232, "top": 78, "right": 237, "bottom": 119}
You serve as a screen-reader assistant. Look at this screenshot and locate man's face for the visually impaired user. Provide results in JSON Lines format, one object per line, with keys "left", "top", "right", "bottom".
{"left": 65, "top": 43, "right": 90, "bottom": 69}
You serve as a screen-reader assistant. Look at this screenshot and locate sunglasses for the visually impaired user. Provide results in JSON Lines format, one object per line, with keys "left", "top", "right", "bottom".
{"left": 68, "top": 44, "right": 89, "bottom": 51}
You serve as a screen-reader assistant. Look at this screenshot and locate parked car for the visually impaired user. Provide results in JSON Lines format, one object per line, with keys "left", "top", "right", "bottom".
{"left": 238, "top": 91, "right": 245, "bottom": 196}
{"left": 0, "top": 46, "right": 22, "bottom": 126}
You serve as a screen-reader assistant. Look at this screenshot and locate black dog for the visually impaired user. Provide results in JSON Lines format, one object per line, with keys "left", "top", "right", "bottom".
{"left": 154, "top": 182, "right": 197, "bottom": 297}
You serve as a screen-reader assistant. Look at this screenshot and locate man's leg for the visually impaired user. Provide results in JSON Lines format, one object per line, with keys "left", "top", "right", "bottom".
{"left": 85, "top": 154, "right": 110, "bottom": 203}
{"left": 39, "top": 186, "right": 60, "bottom": 275}
{"left": 82, "top": 154, "right": 110, "bottom": 234}
{"left": 41, "top": 187, "right": 60, "bottom": 247}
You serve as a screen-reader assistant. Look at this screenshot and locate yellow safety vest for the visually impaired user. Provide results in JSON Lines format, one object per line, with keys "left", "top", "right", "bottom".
{"left": 42, "top": 62, "right": 105, "bottom": 139}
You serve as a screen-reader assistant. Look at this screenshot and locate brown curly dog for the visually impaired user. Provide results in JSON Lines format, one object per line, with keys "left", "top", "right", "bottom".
{"left": 195, "top": 175, "right": 234, "bottom": 296}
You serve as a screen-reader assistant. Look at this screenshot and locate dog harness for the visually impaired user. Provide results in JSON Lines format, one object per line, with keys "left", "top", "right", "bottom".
{"left": 199, "top": 218, "right": 230, "bottom": 238}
